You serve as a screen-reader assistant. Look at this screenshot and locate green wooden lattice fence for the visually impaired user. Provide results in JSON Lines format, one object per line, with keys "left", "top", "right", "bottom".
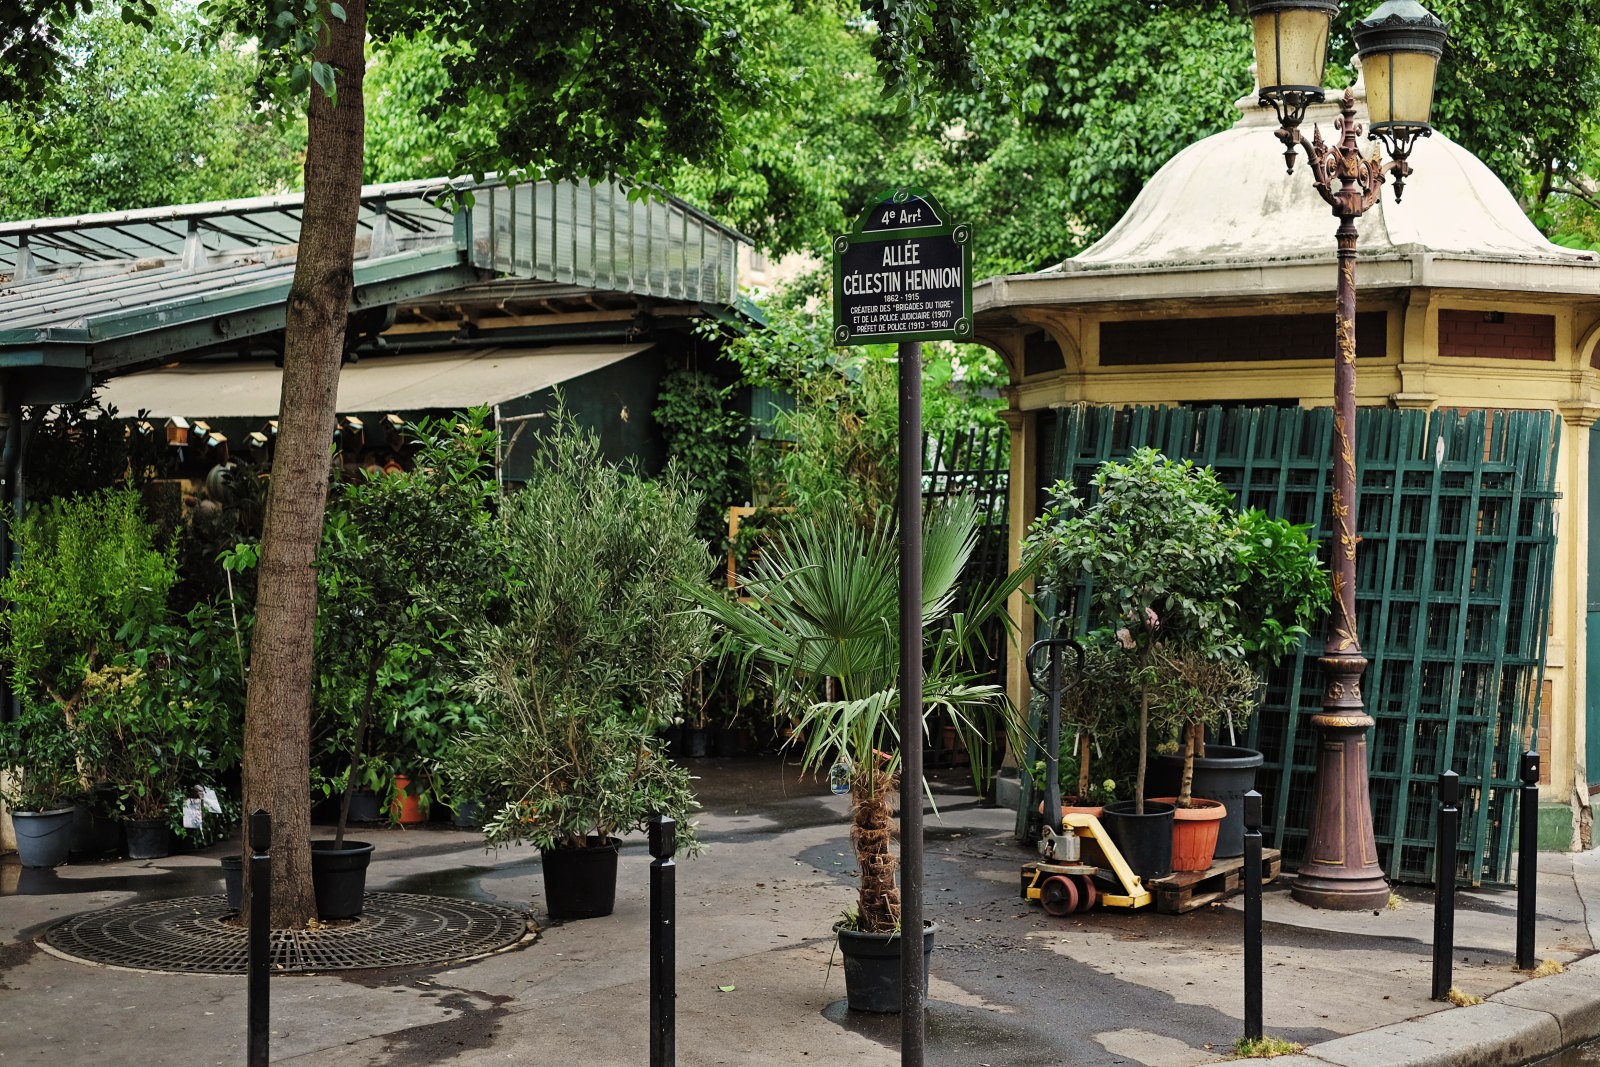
{"left": 1036, "top": 404, "right": 1559, "bottom": 885}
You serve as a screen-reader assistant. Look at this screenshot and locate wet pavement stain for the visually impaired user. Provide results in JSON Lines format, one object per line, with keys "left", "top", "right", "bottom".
{"left": 0, "top": 856, "right": 227, "bottom": 897}
{"left": 372, "top": 985, "right": 515, "bottom": 1067}
{"left": 0, "top": 934, "right": 41, "bottom": 988}
{"left": 382, "top": 864, "right": 507, "bottom": 903}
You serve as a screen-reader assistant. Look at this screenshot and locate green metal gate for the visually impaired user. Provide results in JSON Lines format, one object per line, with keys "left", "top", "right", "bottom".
{"left": 1039, "top": 404, "right": 1559, "bottom": 885}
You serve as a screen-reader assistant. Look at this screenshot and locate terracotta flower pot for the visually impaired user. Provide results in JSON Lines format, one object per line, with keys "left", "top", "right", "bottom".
{"left": 1037, "top": 800, "right": 1106, "bottom": 820}
{"left": 392, "top": 774, "right": 426, "bottom": 825}
{"left": 1150, "top": 796, "right": 1226, "bottom": 873}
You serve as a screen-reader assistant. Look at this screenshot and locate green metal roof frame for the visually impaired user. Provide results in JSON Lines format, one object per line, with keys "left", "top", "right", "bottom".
{"left": 0, "top": 176, "right": 750, "bottom": 381}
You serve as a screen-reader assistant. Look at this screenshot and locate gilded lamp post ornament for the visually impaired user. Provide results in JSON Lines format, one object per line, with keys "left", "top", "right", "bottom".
{"left": 1246, "top": 0, "right": 1446, "bottom": 910}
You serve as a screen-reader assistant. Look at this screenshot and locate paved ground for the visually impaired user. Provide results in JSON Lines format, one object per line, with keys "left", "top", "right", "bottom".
{"left": 1, "top": 756, "right": 1596, "bottom": 1066}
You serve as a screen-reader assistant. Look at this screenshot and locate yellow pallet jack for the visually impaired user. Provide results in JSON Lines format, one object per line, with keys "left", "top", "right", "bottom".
{"left": 1021, "top": 813, "right": 1152, "bottom": 913}
{"left": 1020, "top": 630, "right": 1152, "bottom": 914}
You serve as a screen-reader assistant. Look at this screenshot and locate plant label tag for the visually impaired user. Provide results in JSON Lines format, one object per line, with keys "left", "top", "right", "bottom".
{"left": 182, "top": 798, "right": 204, "bottom": 829}
{"left": 201, "top": 787, "right": 223, "bottom": 814}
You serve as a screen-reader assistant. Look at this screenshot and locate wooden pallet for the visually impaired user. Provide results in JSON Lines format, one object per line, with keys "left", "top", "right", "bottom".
{"left": 1146, "top": 849, "right": 1281, "bottom": 915}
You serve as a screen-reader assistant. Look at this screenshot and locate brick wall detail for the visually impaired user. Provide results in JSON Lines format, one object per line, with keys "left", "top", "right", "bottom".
{"left": 1439, "top": 310, "right": 1554, "bottom": 361}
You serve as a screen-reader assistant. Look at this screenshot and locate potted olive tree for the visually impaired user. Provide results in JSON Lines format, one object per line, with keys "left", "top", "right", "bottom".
{"left": 438, "top": 411, "right": 707, "bottom": 921}
{"left": 689, "top": 498, "right": 1031, "bottom": 1012}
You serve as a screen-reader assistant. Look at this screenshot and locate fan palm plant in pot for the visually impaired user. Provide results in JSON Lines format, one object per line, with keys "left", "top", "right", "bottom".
{"left": 688, "top": 497, "right": 1031, "bottom": 1012}
{"left": 437, "top": 411, "right": 708, "bottom": 921}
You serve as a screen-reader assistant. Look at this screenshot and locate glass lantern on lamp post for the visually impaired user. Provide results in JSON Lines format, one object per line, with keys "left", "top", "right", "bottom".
{"left": 1246, "top": 0, "right": 1446, "bottom": 911}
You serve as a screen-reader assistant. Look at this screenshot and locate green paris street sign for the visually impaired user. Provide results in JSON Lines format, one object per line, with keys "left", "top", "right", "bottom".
{"left": 832, "top": 188, "right": 972, "bottom": 347}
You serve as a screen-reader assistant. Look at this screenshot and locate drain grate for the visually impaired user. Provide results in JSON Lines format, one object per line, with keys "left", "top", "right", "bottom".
{"left": 44, "top": 892, "right": 533, "bottom": 975}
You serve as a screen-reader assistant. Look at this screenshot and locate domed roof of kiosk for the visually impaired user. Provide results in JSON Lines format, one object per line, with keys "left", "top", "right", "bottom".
{"left": 1052, "top": 79, "right": 1594, "bottom": 274}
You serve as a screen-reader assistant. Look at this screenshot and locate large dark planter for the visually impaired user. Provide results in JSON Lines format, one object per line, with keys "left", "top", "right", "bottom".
{"left": 221, "top": 855, "right": 243, "bottom": 915}
{"left": 1100, "top": 800, "right": 1175, "bottom": 881}
{"left": 1148, "top": 745, "right": 1264, "bottom": 859}
{"left": 713, "top": 726, "right": 746, "bottom": 758}
{"left": 681, "top": 727, "right": 711, "bottom": 759}
{"left": 345, "top": 791, "right": 382, "bottom": 824}
{"left": 69, "top": 802, "right": 122, "bottom": 862}
{"left": 450, "top": 799, "right": 483, "bottom": 830}
{"left": 125, "top": 818, "right": 171, "bottom": 860}
{"left": 310, "top": 840, "right": 374, "bottom": 919}
{"left": 834, "top": 921, "right": 937, "bottom": 1013}
{"left": 11, "top": 808, "right": 75, "bottom": 868}
{"left": 540, "top": 838, "right": 620, "bottom": 920}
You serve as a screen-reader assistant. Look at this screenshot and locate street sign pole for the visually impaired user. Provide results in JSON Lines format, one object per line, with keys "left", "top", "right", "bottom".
{"left": 897, "top": 338, "right": 925, "bottom": 1065}
{"left": 834, "top": 189, "right": 971, "bottom": 1067}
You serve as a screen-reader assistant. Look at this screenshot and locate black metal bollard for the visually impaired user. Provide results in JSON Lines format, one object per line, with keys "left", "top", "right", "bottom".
{"left": 1432, "top": 771, "right": 1459, "bottom": 1001}
{"left": 649, "top": 814, "right": 676, "bottom": 1067}
{"left": 247, "top": 809, "right": 271, "bottom": 1067}
{"left": 1517, "top": 750, "right": 1540, "bottom": 971}
{"left": 1242, "top": 790, "right": 1263, "bottom": 1042}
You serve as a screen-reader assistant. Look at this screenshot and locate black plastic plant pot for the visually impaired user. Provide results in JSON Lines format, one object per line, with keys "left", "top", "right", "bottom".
{"left": 124, "top": 817, "right": 171, "bottom": 860}
{"left": 834, "top": 921, "right": 936, "bottom": 1013}
{"left": 221, "top": 855, "right": 243, "bottom": 915}
{"left": 682, "top": 727, "right": 711, "bottom": 759}
{"left": 1101, "top": 800, "right": 1175, "bottom": 881}
{"left": 1149, "top": 745, "right": 1264, "bottom": 859}
{"left": 540, "top": 838, "right": 619, "bottom": 920}
{"left": 310, "top": 840, "right": 374, "bottom": 919}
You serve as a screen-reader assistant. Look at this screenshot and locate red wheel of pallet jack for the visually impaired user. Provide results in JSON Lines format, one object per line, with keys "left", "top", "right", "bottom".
{"left": 1073, "top": 874, "right": 1098, "bottom": 912}
{"left": 1040, "top": 875, "right": 1079, "bottom": 916}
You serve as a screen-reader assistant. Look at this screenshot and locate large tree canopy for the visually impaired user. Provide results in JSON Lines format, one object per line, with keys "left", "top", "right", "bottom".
{"left": 0, "top": 7, "right": 303, "bottom": 220}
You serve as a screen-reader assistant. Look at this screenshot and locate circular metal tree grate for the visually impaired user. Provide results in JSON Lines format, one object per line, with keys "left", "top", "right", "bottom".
{"left": 44, "top": 892, "right": 533, "bottom": 975}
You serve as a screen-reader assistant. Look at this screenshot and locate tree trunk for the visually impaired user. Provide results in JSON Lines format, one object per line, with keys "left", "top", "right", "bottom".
{"left": 1178, "top": 721, "right": 1198, "bottom": 809}
{"left": 241, "top": 0, "right": 367, "bottom": 930}
{"left": 1076, "top": 731, "right": 1091, "bottom": 802}
{"left": 850, "top": 762, "right": 900, "bottom": 933}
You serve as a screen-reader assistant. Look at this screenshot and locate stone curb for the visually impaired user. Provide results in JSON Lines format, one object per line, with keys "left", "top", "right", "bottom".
{"left": 1231, "top": 954, "right": 1600, "bottom": 1067}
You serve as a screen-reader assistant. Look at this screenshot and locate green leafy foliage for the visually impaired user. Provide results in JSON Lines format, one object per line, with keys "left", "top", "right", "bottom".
{"left": 652, "top": 369, "right": 750, "bottom": 545}
{"left": 0, "top": 488, "right": 245, "bottom": 820}
{"left": 0, "top": 487, "right": 177, "bottom": 713}
{"left": 440, "top": 411, "right": 712, "bottom": 852}
{"left": 1029, "top": 632, "right": 1139, "bottom": 803}
{"left": 1025, "top": 448, "right": 1329, "bottom": 808}
{"left": 0, "top": 704, "right": 79, "bottom": 811}
{"left": 313, "top": 409, "right": 505, "bottom": 831}
{"left": 723, "top": 275, "right": 1005, "bottom": 528}
{"left": 0, "top": 6, "right": 303, "bottom": 220}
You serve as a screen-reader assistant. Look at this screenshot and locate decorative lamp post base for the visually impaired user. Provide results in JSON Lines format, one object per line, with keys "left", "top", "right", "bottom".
{"left": 1291, "top": 711, "right": 1390, "bottom": 910}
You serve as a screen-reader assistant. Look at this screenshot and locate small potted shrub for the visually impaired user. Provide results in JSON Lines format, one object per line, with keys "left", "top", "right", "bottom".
{"left": 0, "top": 486, "right": 182, "bottom": 866}
{"left": 439, "top": 412, "right": 707, "bottom": 921}
{"left": 75, "top": 605, "right": 244, "bottom": 862}
{"left": 0, "top": 705, "right": 81, "bottom": 867}
{"left": 1029, "top": 450, "right": 1329, "bottom": 877}
{"left": 690, "top": 499, "right": 1031, "bottom": 1011}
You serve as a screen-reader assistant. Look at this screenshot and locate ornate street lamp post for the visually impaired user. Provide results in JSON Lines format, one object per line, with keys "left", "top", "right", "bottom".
{"left": 1247, "top": 0, "right": 1447, "bottom": 910}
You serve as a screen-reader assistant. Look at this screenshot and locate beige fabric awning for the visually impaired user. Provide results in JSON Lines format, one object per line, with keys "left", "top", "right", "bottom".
{"left": 98, "top": 344, "right": 650, "bottom": 418}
